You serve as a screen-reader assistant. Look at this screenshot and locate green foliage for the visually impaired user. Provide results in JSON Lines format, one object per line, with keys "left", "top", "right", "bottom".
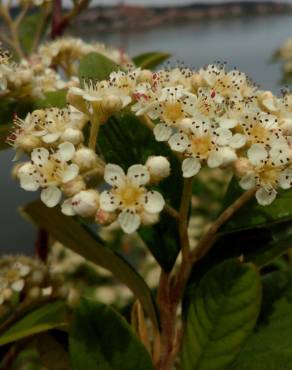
{"left": 0, "top": 301, "right": 68, "bottom": 346}
{"left": 98, "top": 112, "right": 182, "bottom": 271}
{"left": 22, "top": 201, "right": 158, "bottom": 328}
{"left": 222, "top": 177, "right": 292, "bottom": 233}
{"left": 233, "top": 268, "right": 292, "bottom": 370}
{"left": 34, "top": 90, "right": 68, "bottom": 109}
{"left": 133, "top": 52, "right": 171, "bottom": 69}
{"left": 69, "top": 298, "right": 155, "bottom": 370}
{"left": 78, "top": 52, "right": 120, "bottom": 85}
{"left": 19, "top": 12, "right": 48, "bottom": 55}
{"left": 181, "top": 259, "right": 262, "bottom": 370}
{"left": 37, "top": 332, "right": 70, "bottom": 369}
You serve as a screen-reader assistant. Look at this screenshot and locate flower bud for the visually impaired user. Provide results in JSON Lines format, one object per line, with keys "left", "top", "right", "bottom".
{"left": 191, "top": 73, "right": 204, "bottom": 90}
{"left": 72, "top": 189, "right": 100, "bottom": 218}
{"left": 101, "top": 95, "right": 123, "bottom": 113}
{"left": 138, "top": 69, "right": 153, "bottom": 83}
{"left": 27, "top": 286, "right": 41, "bottom": 301}
{"left": 234, "top": 157, "right": 253, "bottom": 177}
{"left": 73, "top": 148, "right": 99, "bottom": 171}
{"left": 62, "top": 176, "right": 86, "bottom": 197}
{"left": 61, "top": 128, "right": 84, "bottom": 145}
{"left": 19, "top": 135, "right": 42, "bottom": 152}
{"left": 2, "top": 288, "right": 13, "bottom": 302}
{"left": 145, "top": 156, "right": 170, "bottom": 183}
{"left": 95, "top": 209, "right": 117, "bottom": 226}
{"left": 30, "top": 269, "right": 45, "bottom": 286}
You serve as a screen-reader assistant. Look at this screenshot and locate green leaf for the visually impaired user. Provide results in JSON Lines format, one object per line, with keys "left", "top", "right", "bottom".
{"left": 22, "top": 201, "right": 158, "bottom": 329}
{"left": 78, "top": 52, "right": 120, "bottom": 85}
{"left": 222, "top": 177, "right": 292, "bottom": 233}
{"left": 69, "top": 298, "right": 155, "bottom": 370}
{"left": 181, "top": 259, "right": 262, "bottom": 370}
{"left": 0, "top": 301, "right": 67, "bottom": 346}
{"left": 233, "top": 268, "right": 292, "bottom": 370}
{"left": 34, "top": 90, "right": 67, "bottom": 109}
{"left": 97, "top": 112, "right": 182, "bottom": 271}
{"left": 19, "top": 12, "right": 48, "bottom": 55}
{"left": 133, "top": 52, "right": 171, "bottom": 69}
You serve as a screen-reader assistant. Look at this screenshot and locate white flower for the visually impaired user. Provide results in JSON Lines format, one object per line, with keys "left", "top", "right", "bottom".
{"left": 99, "top": 164, "right": 165, "bottom": 233}
{"left": 18, "top": 142, "right": 79, "bottom": 207}
{"left": 239, "top": 144, "right": 292, "bottom": 206}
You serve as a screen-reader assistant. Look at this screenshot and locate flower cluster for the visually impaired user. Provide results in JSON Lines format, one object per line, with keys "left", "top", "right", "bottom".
{"left": 0, "top": 255, "right": 68, "bottom": 313}
{"left": 38, "top": 37, "right": 131, "bottom": 77}
{"left": 11, "top": 62, "right": 292, "bottom": 235}
{"left": 0, "top": 49, "right": 75, "bottom": 101}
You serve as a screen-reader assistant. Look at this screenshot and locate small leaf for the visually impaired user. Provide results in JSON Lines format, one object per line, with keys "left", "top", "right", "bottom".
{"left": 22, "top": 201, "right": 158, "bottom": 329}
{"left": 133, "top": 52, "right": 171, "bottom": 69}
{"left": 78, "top": 52, "right": 120, "bottom": 85}
{"left": 233, "top": 268, "right": 292, "bottom": 370}
{"left": 181, "top": 259, "right": 262, "bottom": 370}
{"left": 69, "top": 298, "right": 155, "bottom": 370}
{"left": 0, "top": 301, "right": 67, "bottom": 346}
{"left": 19, "top": 12, "right": 48, "bottom": 55}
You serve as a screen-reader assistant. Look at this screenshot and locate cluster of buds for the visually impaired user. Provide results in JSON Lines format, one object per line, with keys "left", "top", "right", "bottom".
{"left": 11, "top": 62, "right": 292, "bottom": 236}
{"left": 38, "top": 37, "right": 131, "bottom": 77}
{"left": 0, "top": 255, "right": 68, "bottom": 316}
{"left": 0, "top": 49, "right": 76, "bottom": 101}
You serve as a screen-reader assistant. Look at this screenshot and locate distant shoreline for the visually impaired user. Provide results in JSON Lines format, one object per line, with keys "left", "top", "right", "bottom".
{"left": 72, "top": 2, "right": 292, "bottom": 31}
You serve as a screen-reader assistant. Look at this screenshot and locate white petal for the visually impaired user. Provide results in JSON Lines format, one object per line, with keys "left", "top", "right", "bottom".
{"left": 143, "top": 190, "right": 165, "bottom": 213}
{"left": 168, "top": 133, "right": 189, "bottom": 152}
{"left": 19, "top": 173, "right": 39, "bottom": 191}
{"left": 270, "top": 144, "right": 290, "bottom": 166}
{"left": 279, "top": 169, "right": 292, "bottom": 189}
{"left": 62, "top": 164, "right": 79, "bottom": 183}
{"left": 42, "top": 132, "right": 61, "bottom": 144}
{"left": 215, "top": 128, "right": 232, "bottom": 146}
{"left": 127, "top": 164, "right": 150, "bottom": 186}
{"left": 219, "top": 118, "right": 237, "bottom": 129}
{"left": 100, "top": 191, "right": 119, "bottom": 212}
{"left": 41, "top": 186, "right": 62, "bottom": 207}
{"left": 31, "top": 147, "right": 49, "bottom": 166}
{"left": 11, "top": 279, "right": 24, "bottom": 292}
{"left": 182, "top": 157, "right": 201, "bottom": 177}
{"left": 207, "top": 151, "right": 223, "bottom": 168}
{"left": 229, "top": 133, "right": 247, "bottom": 149}
{"left": 153, "top": 123, "right": 172, "bottom": 142}
{"left": 104, "top": 164, "right": 126, "bottom": 187}
{"left": 239, "top": 173, "right": 256, "bottom": 190}
{"left": 262, "top": 98, "right": 277, "bottom": 112}
{"left": 247, "top": 144, "right": 268, "bottom": 166}
{"left": 256, "top": 187, "right": 277, "bottom": 206}
{"left": 118, "top": 210, "right": 141, "bottom": 234}
{"left": 57, "top": 142, "right": 76, "bottom": 162}
{"left": 61, "top": 199, "right": 76, "bottom": 216}
{"left": 221, "top": 147, "right": 237, "bottom": 165}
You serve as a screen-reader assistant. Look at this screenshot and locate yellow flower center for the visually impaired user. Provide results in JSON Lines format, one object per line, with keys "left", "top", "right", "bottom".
{"left": 249, "top": 123, "right": 267, "bottom": 143}
{"left": 258, "top": 165, "right": 280, "bottom": 186}
{"left": 115, "top": 184, "right": 145, "bottom": 208}
{"left": 191, "top": 134, "right": 213, "bottom": 158}
{"left": 163, "top": 101, "right": 184, "bottom": 123}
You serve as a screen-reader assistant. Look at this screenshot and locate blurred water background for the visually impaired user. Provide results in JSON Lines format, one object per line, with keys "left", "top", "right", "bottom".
{"left": 1, "top": 12, "right": 292, "bottom": 254}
